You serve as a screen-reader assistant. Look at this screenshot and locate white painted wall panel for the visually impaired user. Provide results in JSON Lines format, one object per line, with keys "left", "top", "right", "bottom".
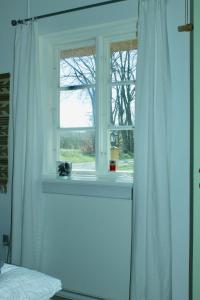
{"left": 41, "top": 194, "right": 132, "bottom": 300}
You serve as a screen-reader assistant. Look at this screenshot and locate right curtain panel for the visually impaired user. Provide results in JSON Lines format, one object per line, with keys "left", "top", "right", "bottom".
{"left": 131, "top": 0, "right": 172, "bottom": 299}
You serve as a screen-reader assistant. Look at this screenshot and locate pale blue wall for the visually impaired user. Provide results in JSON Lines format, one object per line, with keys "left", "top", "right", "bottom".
{"left": 167, "top": 1, "right": 190, "bottom": 299}
{"left": 32, "top": 0, "right": 138, "bottom": 35}
{"left": 0, "top": 0, "right": 27, "bottom": 71}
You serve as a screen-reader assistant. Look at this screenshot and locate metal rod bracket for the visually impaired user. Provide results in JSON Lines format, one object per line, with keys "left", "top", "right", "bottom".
{"left": 178, "top": 23, "right": 193, "bottom": 32}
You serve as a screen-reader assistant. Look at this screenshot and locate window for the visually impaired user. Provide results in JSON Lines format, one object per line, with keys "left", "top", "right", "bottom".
{"left": 42, "top": 21, "right": 137, "bottom": 179}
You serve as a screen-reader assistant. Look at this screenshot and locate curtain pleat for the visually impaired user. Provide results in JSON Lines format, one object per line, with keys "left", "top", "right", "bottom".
{"left": 130, "top": 0, "right": 172, "bottom": 299}
{"left": 11, "top": 21, "right": 44, "bottom": 270}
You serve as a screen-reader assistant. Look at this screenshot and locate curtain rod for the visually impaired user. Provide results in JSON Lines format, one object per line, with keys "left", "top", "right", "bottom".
{"left": 11, "top": 0, "right": 127, "bottom": 26}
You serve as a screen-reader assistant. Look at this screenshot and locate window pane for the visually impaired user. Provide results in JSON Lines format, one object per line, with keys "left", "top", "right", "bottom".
{"left": 110, "top": 40, "right": 137, "bottom": 128}
{"left": 111, "top": 84, "right": 135, "bottom": 126}
{"left": 60, "top": 131, "right": 95, "bottom": 171}
{"left": 60, "top": 89, "right": 95, "bottom": 128}
{"left": 109, "top": 130, "right": 133, "bottom": 172}
{"left": 111, "top": 40, "right": 137, "bottom": 83}
{"left": 60, "top": 46, "right": 96, "bottom": 87}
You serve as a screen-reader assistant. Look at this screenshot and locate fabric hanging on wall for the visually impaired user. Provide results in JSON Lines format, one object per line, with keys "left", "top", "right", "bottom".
{"left": 130, "top": 0, "right": 172, "bottom": 299}
{"left": 0, "top": 73, "right": 10, "bottom": 192}
{"left": 11, "top": 21, "right": 44, "bottom": 270}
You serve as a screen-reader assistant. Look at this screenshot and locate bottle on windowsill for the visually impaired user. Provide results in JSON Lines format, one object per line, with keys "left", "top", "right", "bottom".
{"left": 109, "top": 160, "right": 116, "bottom": 172}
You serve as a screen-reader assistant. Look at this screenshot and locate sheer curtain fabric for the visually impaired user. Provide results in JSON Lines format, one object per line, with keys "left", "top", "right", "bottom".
{"left": 131, "top": 0, "right": 172, "bottom": 299}
{"left": 11, "top": 21, "right": 44, "bottom": 270}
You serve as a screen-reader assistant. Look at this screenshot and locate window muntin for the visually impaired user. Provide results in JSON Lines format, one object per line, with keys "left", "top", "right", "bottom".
{"left": 56, "top": 38, "right": 137, "bottom": 177}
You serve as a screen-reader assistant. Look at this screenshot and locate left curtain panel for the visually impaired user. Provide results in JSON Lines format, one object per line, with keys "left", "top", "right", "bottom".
{"left": 0, "top": 73, "right": 10, "bottom": 192}
{"left": 11, "top": 21, "right": 44, "bottom": 270}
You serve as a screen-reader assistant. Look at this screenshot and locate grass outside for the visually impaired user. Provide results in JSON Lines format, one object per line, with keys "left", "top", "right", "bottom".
{"left": 118, "top": 160, "right": 134, "bottom": 171}
{"left": 60, "top": 149, "right": 95, "bottom": 163}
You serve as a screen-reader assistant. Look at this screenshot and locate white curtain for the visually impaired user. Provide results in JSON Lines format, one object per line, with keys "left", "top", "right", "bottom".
{"left": 130, "top": 0, "right": 172, "bottom": 299}
{"left": 11, "top": 21, "right": 44, "bottom": 270}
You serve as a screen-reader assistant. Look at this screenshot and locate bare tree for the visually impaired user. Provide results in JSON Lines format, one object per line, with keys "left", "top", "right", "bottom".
{"left": 60, "top": 47, "right": 137, "bottom": 155}
{"left": 111, "top": 49, "right": 136, "bottom": 154}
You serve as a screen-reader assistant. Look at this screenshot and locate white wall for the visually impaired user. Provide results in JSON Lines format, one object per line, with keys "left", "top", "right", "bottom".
{"left": 31, "top": 0, "right": 138, "bottom": 35}
{"left": 41, "top": 191, "right": 132, "bottom": 300}
{"left": 167, "top": 1, "right": 190, "bottom": 299}
{"left": 0, "top": 0, "right": 190, "bottom": 299}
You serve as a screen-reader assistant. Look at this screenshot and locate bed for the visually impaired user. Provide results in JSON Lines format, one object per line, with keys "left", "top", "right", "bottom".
{"left": 0, "top": 264, "right": 62, "bottom": 300}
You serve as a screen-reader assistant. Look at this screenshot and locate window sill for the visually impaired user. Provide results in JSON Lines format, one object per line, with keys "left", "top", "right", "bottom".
{"left": 42, "top": 174, "right": 133, "bottom": 199}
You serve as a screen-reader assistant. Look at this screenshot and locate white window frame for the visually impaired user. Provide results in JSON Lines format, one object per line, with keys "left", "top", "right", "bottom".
{"left": 40, "top": 18, "right": 137, "bottom": 180}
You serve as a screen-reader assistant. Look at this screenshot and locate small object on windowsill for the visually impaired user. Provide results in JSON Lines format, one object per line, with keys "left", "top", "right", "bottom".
{"left": 178, "top": 23, "right": 193, "bottom": 32}
{"left": 56, "top": 161, "right": 72, "bottom": 177}
{"left": 110, "top": 146, "right": 120, "bottom": 160}
{"left": 109, "top": 160, "right": 116, "bottom": 172}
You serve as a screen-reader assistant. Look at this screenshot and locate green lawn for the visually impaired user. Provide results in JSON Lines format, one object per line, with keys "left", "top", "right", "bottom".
{"left": 60, "top": 149, "right": 95, "bottom": 163}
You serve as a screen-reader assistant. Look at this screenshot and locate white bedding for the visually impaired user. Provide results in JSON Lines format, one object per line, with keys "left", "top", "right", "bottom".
{"left": 0, "top": 264, "right": 61, "bottom": 300}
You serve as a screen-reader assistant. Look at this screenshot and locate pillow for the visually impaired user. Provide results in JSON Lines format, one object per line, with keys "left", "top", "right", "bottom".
{"left": 0, "top": 264, "right": 62, "bottom": 299}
